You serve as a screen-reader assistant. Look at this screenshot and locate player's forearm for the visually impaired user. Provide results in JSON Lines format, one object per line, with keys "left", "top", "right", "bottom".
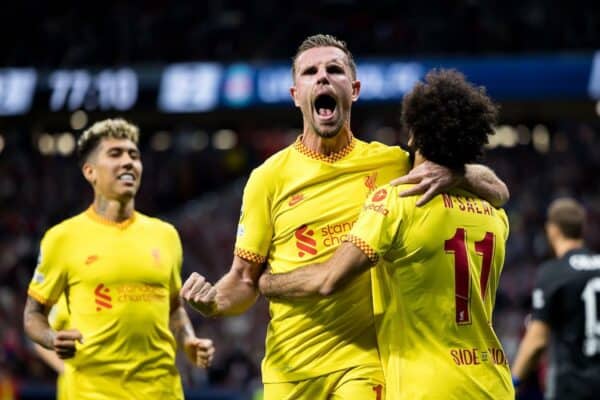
{"left": 212, "top": 272, "right": 259, "bottom": 316}
{"left": 512, "top": 326, "right": 548, "bottom": 380}
{"left": 169, "top": 303, "right": 196, "bottom": 346}
{"left": 25, "top": 318, "right": 55, "bottom": 350}
{"left": 462, "top": 164, "right": 509, "bottom": 207}
{"left": 512, "top": 345, "right": 545, "bottom": 381}
{"left": 23, "top": 297, "right": 55, "bottom": 350}
{"left": 261, "top": 243, "right": 372, "bottom": 298}
{"left": 260, "top": 264, "right": 327, "bottom": 298}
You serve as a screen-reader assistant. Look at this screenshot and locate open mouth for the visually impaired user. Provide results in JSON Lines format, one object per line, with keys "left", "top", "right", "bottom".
{"left": 314, "top": 94, "right": 337, "bottom": 118}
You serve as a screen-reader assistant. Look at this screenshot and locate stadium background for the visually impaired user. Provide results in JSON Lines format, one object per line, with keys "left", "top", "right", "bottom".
{"left": 1, "top": 1, "right": 599, "bottom": 399}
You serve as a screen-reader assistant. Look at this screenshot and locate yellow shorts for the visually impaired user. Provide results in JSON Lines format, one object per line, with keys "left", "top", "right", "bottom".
{"left": 63, "top": 368, "right": 183, "bottom": 400}
{"left": 263, "top": 364, "right": 384, "bottom": 400}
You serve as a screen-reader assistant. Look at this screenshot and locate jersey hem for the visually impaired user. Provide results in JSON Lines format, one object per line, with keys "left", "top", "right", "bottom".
{"left": 261, "top": 362, "right": 382, "bottom": 383}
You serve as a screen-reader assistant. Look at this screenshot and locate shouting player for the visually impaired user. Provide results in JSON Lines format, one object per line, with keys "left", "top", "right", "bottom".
{"left": 258, "top": 69, "right": 515, "bottom": 399}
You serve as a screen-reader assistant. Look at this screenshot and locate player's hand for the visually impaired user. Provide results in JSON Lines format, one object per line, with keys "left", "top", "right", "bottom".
{"left": 180, "top": 272, "right": 218, "bottom": 316}
{"left": 52, "top": 329, "right": 83, "bottom": 359}
{"left": 183, "top": 337, "right": 215, "bottom": 369}
{"left": 390, "top": 160, "right": 458, "bottom": 206}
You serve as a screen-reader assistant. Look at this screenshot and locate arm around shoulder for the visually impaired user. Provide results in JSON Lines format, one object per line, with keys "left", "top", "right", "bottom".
{"left": 463, "top": 164, "right": 509, "bottom": 207}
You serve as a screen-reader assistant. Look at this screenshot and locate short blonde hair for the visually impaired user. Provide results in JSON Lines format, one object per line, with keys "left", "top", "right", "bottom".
{"left": 292, "top": 34, "right": 357, "bottom": 80}
{"left": 77, "top": 118, "right": 139, "bottom": 164}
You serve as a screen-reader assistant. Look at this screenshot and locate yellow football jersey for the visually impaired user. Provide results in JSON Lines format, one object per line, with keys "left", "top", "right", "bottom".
{"left": 48, "top": 294, "right": 69, "bottom": 332}
{"left": 235, "top": 135, "right": 410, "bottom": 382}
{"left": 28, "top": 207, "right": 184, "bottom": 400}
{"left": 348, "top": 185, "right": 514, "bottom": 400}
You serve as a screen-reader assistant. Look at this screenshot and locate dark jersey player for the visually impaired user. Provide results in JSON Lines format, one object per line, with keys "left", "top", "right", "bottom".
{"left": 512, "top": 198, "right": 600, "bottom": 399}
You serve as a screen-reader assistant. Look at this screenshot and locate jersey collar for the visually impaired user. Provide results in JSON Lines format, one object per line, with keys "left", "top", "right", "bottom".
{"left": 85, "top": 206, "right": 136, "bottom": 230}
{"left": 293, "top": 134, "right": 356, "bottom": 163}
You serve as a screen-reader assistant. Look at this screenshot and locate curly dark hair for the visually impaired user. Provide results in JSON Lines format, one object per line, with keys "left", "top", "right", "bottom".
{"left": 402, "top": 69, "right": 498, "bottom": 171}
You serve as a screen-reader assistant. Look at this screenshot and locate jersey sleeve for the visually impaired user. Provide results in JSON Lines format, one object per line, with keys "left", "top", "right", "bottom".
{"left": 344, "top": 185, "right": 405, "bottom": 263}
{"left": 393, "top": 146, "right": 411, "bottom": 177}
{"left": 530, "top": 263, "right": 559, "bottom": 324}
{"left": 27, "top": 228, "right": 68, "bottom": 306}
{"left": 167, "top": 225, "right": 183, "bottom": 297}
{"left": 233, "top": 167, "right": 273, "bottom": 264}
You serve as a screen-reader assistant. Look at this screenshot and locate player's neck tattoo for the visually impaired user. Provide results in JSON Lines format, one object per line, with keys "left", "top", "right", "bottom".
{"left": 94, "top": 196, "right": 134, "bottom": 223}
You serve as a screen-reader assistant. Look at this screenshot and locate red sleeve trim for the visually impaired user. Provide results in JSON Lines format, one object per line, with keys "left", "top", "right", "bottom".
{"left": 234, "top": 248, "right": 267, "bottom": 264}
{"left": 344, "top": 234, "right": 380, "bottom": 264}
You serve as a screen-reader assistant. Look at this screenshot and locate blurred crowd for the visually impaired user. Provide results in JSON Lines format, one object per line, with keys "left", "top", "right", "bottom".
{"left": 1, "top": 120, "right": 599, "bottom": 396}
{"left": 1, "top": 0, "right": 599, "bottom": 67}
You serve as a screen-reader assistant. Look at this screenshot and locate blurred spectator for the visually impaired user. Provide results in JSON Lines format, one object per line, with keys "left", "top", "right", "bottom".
{"left": 0, "top": 0, "right": 598, "bottom": 67}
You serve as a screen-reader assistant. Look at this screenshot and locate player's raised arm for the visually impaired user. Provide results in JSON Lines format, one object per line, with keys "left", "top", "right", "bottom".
{"left": 259, "top": 242, "right": 372, "bottom": 298}
{"left": 23, "top": 296, "right": 82, "bottom": 359}
{"left": 181, "top": 255, "right": 264, "bottom": 317}
{"left": 462, "top": 164, "right": 509, "bottom": 207}
{"left": 391, "top": 161, "right": 509, "bottom": 207}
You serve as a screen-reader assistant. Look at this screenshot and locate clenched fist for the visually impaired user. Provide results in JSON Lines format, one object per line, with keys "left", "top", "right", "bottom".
{"left": 184, "top": 337, "right": 215, "bottom": 369}
{"left": 52, "top": 329, "right": 84, "bottom": 359}
{"left": 180, "top": 272, "right": 219, "bottom": 316}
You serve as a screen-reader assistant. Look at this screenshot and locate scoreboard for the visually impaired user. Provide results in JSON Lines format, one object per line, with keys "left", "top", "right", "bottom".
{"left": 47, "top": 68, "right": 138, "bottom": 112}
{"left": 1, "top": 52, "right": 598, "bottom": 116}
{"left": 0, "top": 67, "right": 142, "bottom": 115}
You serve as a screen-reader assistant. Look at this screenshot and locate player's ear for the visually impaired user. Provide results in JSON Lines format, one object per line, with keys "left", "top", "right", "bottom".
{"left": 407, "top": 131, "right": 414, "bottom": 147}
{"left": 82, "top": 162, "right": 96, "bottom": 186}
{"left": 545, "top": 222, "right": 559, "bottom": 243}
{"left": 351, "top": 80, "right": 361, "bottom": 102}
{"left": 290, "top": 86, "right": 300, "bottom": 108}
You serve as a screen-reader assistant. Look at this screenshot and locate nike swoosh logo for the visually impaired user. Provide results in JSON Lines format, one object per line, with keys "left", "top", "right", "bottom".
{"left": 85, "top": 255, "right": 99, "bottom": 265}
{"left": 289, "top": 194, "right": 304, "bottom": 207}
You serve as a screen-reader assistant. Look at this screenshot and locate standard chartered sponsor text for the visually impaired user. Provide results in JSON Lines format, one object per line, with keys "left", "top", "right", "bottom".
{"left": 116, "top": 283, "right": 167, "bottom": 302}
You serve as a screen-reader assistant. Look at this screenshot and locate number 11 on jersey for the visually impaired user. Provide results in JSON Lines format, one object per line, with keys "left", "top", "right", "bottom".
{"left": 445, "top": 228, "right": 495, "bottom": 325}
